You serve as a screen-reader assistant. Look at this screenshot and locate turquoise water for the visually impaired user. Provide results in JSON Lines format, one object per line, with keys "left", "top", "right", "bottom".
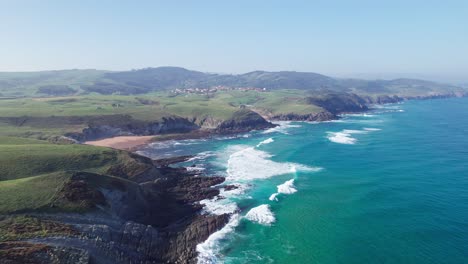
{"left": 139, "top": 98, "right": 468, "bottom": 264}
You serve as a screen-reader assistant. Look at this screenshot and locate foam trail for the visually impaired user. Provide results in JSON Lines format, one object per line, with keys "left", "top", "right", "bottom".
{"left": 256, "top": 138, "right": 274, "bottom": 147}
{"left": 245, "top": 204, "right": 275, "bottom": 225}
{"left": 197, "top": 214, "right": 241, "bottom": 264}
{"left": 327, "top": 127, "right": 381, "bottom": 144}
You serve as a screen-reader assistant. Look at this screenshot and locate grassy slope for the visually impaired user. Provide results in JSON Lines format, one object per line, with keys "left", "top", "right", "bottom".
{"left": 0, "top": 136, "right": 144, "bottom": 214}
{"left": 0, "top": 172, "right": 71, "bottom": 214}
{"left": 0, "top": 90, "right": 326, "bottom": 138}
{"left": 0, "top": 137, "right": 120, "bottom": 181}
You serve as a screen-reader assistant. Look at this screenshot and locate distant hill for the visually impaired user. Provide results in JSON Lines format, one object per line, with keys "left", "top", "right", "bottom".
{"left": 0, "top": 67, "right": 464, "bottom": 97}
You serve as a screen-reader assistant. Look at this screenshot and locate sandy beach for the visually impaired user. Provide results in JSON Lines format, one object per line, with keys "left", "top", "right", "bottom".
{"left": 85, "top": 135, "right": 154, "bottom": 150}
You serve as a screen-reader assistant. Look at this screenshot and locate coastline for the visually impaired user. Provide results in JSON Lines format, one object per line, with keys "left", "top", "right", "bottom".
{"left": 65, "top": 96, "right": 465, "bottom": 263}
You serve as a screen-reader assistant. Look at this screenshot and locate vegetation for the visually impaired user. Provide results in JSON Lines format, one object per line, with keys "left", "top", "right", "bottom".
{"left": 0, "top": 172, "right": 71, "bottom": 214}
{"left": 0, "top": 67, "right": 463, "bottom": 97}
{"left": 0, "top": 136, "right": 149, "bottom": 215}
{"left": 0, "top": 215, "right": 77, "bottom": 242}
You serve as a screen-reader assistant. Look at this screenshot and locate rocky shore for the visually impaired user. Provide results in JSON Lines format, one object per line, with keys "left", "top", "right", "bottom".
{"left": 0, "top": 154, "right": 232, "bottom": 264}
{"left": 2, "top": 92, "right": 466, "bottom": 264}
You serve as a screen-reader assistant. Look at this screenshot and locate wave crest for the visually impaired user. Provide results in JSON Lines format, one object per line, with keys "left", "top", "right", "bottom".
{"left": 245, "top": 204, "right": 275, "bottom": 225}
{"left": 227, "top": 146, "right": 321, "bottom": 181}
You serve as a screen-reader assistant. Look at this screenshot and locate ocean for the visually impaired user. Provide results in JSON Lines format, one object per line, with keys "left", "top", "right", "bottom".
{"left": 138, "top": 97, "right": 468, "bottom": 264}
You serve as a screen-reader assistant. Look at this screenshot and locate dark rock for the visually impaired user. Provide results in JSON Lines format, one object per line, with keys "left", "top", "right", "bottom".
{"left": 152, "top": 155, "right": 194, "bottom": 168}
{"left": 223, "top": 185, "right": 239, "bottom": 191}
{"left": 215, "top": 109, "right": 276, "bottom": 133}
{"left": 306, "top": 93, "right": 368, "bottom": 114}
{"left": 271, "top": 111, "right": 337, "bottom": 121}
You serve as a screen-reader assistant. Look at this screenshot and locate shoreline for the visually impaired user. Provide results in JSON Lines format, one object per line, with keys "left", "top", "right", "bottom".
{"left": 80, "top": 97, "right": 445, "bottom": 263}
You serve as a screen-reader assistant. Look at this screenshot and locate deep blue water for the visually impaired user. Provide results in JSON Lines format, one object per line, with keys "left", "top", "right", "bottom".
{"left": 139, "top": 97, "right": 468, "bottom": 264}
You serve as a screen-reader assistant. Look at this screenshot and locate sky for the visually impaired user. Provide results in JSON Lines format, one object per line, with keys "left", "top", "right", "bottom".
{"left": 1, "top": 0, "right": 467, "bottom": 83}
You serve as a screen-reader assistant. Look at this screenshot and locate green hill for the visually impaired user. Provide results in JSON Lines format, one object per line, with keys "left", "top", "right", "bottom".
{"left": 0, "top": 67, "right": 464, "bottom": 97}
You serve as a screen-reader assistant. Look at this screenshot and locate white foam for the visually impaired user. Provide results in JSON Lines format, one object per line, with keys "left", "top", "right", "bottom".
{"left": 245, "top": 204, "right": 276, "bottom": 225}
{"left": 263, "top": 121, "right": 301, "bottom": 134}
{"left": 341, "top": 113, "right": 375, "bottom": 117}
{"left": 256, "top": 138, "right": 274, "bottom": 147}
{"left": 200, "top": 197, "right": 238, "bottom": 215}
{"left": 186, "top": 166, "right": 206, "bottom": 172}
{"left": 342, "top": 129, "right": 368, "bottom": 134}
{"left": 277, "top": 179, "right": 297, "bottom": 194}
{"left": 327, "top": 127, "right": 382, "bottom": 144}
{"left": 327, "top": 131, "right": 357, "bottom": 144}
{"left": 363, "top": 127, "right": 382, "bottom": 131}
{"left": 187, "top": 151, "right": 215, "bottom": 162}
{"left": 269, "top": 179, "right": 297, "bottom": 201}
{"left": 197, "top": 214, "right": 241, "bottom": 264}
{"left": 269, "top": 193, "right": 279, "bottom": 201}
{"left": 226, "top": 146, "right": 321, "bottom": 181}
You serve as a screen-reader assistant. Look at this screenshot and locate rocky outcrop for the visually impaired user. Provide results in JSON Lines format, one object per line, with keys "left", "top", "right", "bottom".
{"left": 270, "top": 111, "right": 337, "bottom": 121}
{"left": 215, "top": 109, "right": 276, "bottom": 133}
{"left": 152, "top": 155, "right": 194, "bottom": 168}
{"left": 1, "top": 158, "right": 231, "bottom": 264}
{"left": 306, "top": 93, "right": 368, "bottom": 114}
{"left": 362, "top": 95, "right": 403, "bottom": 104}
{"left": 21, "top": 213, "right": 228, "bottom": 264}
{"left": 71, "top": 116, "right": 199, "bottom": 141}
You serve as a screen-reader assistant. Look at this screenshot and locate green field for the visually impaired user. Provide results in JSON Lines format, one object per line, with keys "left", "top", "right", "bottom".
{"left": 0, "top": 136, "right": 152, "bottom": 215}
{"left": 0, "top": 90, "right": 327, "bottom": 139}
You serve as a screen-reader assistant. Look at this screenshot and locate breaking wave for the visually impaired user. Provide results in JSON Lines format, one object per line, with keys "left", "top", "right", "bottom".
{"left": 245, "top": 204, "right": 276, "bottom": 225}
{"left": 256, "top": 138, "right": 274, "bottom": 147}
{"left": 263, "top": 121, "right": 302, "bottom": 134}
{"left": 197, "top": 214, "right": 241, "bottom": 264}
{"left": 327, "top": 127, "right": 382, "bottom": 144}
{"left": 269, "top": 179, "right": 298, "bottom": 201}
{"left": 226, "top": 146, "right": 321, "bottom": 181}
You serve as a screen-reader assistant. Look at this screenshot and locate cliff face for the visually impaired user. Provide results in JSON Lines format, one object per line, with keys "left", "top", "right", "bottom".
{"left": 215, "top": 109, "right": 276, "bottom": 133}
{"left": 67, "top": 116, "right": 199, "bottom": 141}
{"left": 64, "top": 110, "right": 275, "bottom": 142}
{"left": 270, "top": 111, "right": 337, "bottom": 122}
{"left": 362, "top": 95, "right": 403, "bottom": 104}
{"left": 306, "top": 93, "right": 369, "bottom": 114}
{"left": 0, "top": 155, "right": 230, "bottom": 264}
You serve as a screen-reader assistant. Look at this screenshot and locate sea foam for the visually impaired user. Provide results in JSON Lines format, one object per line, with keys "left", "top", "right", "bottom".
{"left": 263, "top": 121, "right": 302, "bottom": 134}
{"left": 245, "top": 204, "right": 276, "bottom": 225}
{"left": 277, "top": 179, "right": 298, "bottom": 194}
{"left": 199, "top": 197, "right": 239, "bottom": 215}
{"left": 327, "top": 127, "right": 382, "bottom": 144}
{"left": 197, "top": 214, "right": 241, "bottom": 264}
{"left": 256, "top": 138, "right": 274, "bottom": 147}
{"left": 269, "top": 179, "right": 298, "bottom": 201}
{"left": 327, "top": 131, "right": 357, "bottom": 144}
{"left": 226, "top": 146, "right": 321, "bottom": 181}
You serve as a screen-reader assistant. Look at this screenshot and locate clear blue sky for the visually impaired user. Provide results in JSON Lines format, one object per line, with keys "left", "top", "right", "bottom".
{"left": 1, "top": 0, "right": 467, "bottom": 82}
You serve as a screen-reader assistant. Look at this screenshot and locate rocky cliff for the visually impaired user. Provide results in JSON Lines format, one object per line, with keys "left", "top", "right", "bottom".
{"left": 0, "top": 154, "right": 232, "bottom": 264}
{"left": 215, "top": 109, "right": 276, "bottom": 133}
{"left": 66, "top": 115, "right": 199, "bottom": 142}
{"left": 270, "top": 111, "right": 337, "bottom": 122}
